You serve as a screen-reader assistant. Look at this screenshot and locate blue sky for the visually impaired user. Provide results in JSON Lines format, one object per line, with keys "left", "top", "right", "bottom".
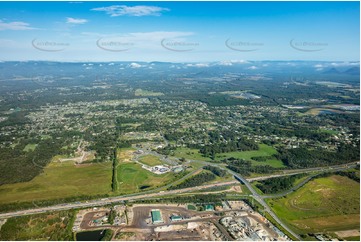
{"left": 0, "top": 1, "right": 359, "bottom": 62}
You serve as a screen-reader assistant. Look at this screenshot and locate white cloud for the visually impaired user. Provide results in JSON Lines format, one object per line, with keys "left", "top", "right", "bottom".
{"left": 330, "top": 62, "right": 359, "bottom": 67}
{"left": 217, "top": 60, "right": 249, "bottom": 66}
{"left": 129, "top": 62, "right": 142, "bottom": 68}
{"left": 186, "top": 63, "right": 209, "bottom": 68}
{"left": 218, "top": 61, "right": 233, "bottom": 66}
{"left": 66, "top": 17, "right": 88, "bottom": 24}
{"left": 230, "top": 60, "right": 249, "bottom": 64}
{"left": 91, "top": 5, "right": 169, "bottom": 17}
{"left": 0, "top": 20, "right": 35, "bottom": 30}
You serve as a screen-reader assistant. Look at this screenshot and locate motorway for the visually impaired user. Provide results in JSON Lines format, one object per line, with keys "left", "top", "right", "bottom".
{"left": 0, "top": 180, "right": 240, "bottom": 220}
{"left": 0, "top": 159, "right": 357, "bottom": 240}
{"left": 226, "top": 161, "right": 358, "bottom": 240}
{"left": 248, "top": 161, "right": 358, "bottom": 182}
{"left": 230, "top": 171, "right": 301, "bottom": 240}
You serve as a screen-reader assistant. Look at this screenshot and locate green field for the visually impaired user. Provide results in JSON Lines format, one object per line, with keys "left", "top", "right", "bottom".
{"left": 319, "top": 128, "right": 338, "bottom": 135}
{"left": 172, "top": 144, "right": 284, "bottom": 168}
{"left": 117, "top": 162, "right": 179, "bottom": 194}
{"left": 215, "top": 144, "right": 285, "bottom": 168}
{"left": 343, "top": 236, "right": 360, "bottom": 241}
{"left": 0, "top": 210, "right": 75, "bottom": 240}
{"left": 187, "top": 204, "right": 197, "bottom": 210}
{"left": 135, "top": 89, "right": 164, "bottom": 96}
{"left": 23, "top": 143, "right": 38, "bottom": 152}
{"left": 172, "top": 147, "right": 211, "bottom": 161}
{"left": 138, "top": 155, "right": 163, "bottom": 166}
{"left": 207, "top": 169, "right": 234, "bottom": 184}
{"left": 268, "top": 175, "right": 360, "bottom": 235}
{"left": 0, "top": 158, "right": 112, "bottom": 204}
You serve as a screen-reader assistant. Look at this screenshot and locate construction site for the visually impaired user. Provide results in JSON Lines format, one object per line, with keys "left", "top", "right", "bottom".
{"left": 72, "top": 201, "right": 290, "bottom": 241}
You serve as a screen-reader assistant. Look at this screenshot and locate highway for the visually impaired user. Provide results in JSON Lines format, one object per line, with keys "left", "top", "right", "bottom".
{"left": 0, "top": 160, "right": 357, "bottom": 241}
{"left": 260, "top": 163, "right": 358, "bottom": 199}
{"left": 248, "top": 161, "right": 358, "bottom": 182}
{"left": 185, "top": 160, "right": 358, "bottom": 240}
{"left": 231, "top": 171, "right": 301, "bottom": 240}
{"left": 0, "top": 180, "right": 239, "bottom": 220}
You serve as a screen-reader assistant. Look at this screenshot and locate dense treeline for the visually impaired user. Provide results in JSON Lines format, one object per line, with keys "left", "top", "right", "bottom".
{"left": 108, "top": 209, "right": 117, "bottom": 225}
{"left": 226, "top": 158, "right": 276, "bottom": 176}
{"left": 169, "top": 172, "right": 216, "bottom": 190}
{"left": 306, "top": 169, "right": 360, "bottom": 184}
{"left": 335, "top": 170, "right": 360, "bottom": 182}
{"left": 156, "top": 145, "right": 175, "bottom": 156}
{"left": 0, "top": 111, "right": 30, "bottom": 128}
{"left": 198, "top": 94, "right": 251, "bottom": 106}
{"left": 251, "top": 156, "right": 274, "bottom": 162}
{"left": 203, "top": 165, "right": 227, "bottom": 177}
{"left": 101, "top": 230, "right": 113, "bottom": 241}
{"left": 0, "top": 137, "right": 68, "bottom": 185}
{"left": 87, "top": 133, "right": 117, "bottom": 161}
{"left": 277, "top": 143, "right": 360, "bottom": 168}
{"left": 255, "top": 174, "right": 305, "bottom": 194}
{"left": 111, "top": 149, "right": 118, "bottom": 192}
{"left": 117, "top": 141, "right": 132, "bottom": 148}
{"left": 164, "top": 131, "right": 184, "bottom": 141}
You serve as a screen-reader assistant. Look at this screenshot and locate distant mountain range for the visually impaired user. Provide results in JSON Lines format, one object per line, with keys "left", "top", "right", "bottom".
{"left": 323, "top": 67, "right": 360, "bottom": 75}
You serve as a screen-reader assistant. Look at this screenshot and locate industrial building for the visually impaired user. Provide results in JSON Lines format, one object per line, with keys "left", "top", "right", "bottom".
{"left": 170, "top": 215, "right": 183, "bottom": 222}
{"left": 205, "top": 204, "right": 215, "bottom": 211}
{"left": 151, "top": 209, "right": 163, "bottom": 224}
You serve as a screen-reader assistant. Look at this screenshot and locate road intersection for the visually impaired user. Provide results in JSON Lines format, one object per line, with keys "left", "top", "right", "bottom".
{"left": 0, "top": 159, "right": 357, "bottom": 241}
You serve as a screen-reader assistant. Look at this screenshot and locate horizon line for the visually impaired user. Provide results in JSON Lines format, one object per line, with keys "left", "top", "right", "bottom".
{"left": 0, "top": 60, "right": 360, "bottom": 63}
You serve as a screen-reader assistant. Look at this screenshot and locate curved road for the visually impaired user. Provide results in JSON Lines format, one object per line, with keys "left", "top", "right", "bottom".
{"left": 0, "top": 158, "right": 357, "bottom": 241}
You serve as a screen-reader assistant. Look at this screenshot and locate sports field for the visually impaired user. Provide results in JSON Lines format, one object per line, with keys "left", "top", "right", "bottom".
{"left": 268, "top": 175, "right": 360, "bottom": 234}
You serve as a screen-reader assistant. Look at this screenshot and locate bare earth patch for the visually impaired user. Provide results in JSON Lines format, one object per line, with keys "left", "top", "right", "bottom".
{"left": 118, "top": 149, "right": 135, "bottom": 163}
{"left": 335, "top": 229, "right": 360, "bottom": 238}
{"left": 230, "top": 185, "right": 242, "bottom": 193}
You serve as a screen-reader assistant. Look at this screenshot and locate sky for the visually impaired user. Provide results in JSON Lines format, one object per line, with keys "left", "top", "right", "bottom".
{"left": 0, "top": 1, "right": 359, "bottom": 62}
